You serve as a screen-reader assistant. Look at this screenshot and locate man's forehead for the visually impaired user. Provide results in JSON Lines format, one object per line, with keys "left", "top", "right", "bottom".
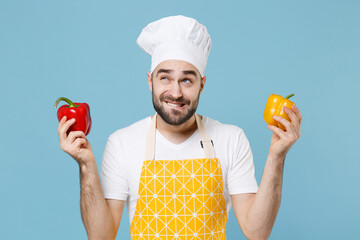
{"left": 153, "top": 60, "right": 200, "bottom": 76}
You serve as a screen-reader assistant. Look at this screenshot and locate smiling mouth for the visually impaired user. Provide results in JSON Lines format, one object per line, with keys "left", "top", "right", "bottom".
{"left": 165, "top": 101, "right": 185, "bottom": 108}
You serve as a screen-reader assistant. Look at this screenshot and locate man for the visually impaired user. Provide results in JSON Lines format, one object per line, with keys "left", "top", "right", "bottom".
{"left": 57, "top": 15, "right": 302, "bottom": 240}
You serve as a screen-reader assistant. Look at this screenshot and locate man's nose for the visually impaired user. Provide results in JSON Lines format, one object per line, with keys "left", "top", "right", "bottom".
{"left": 169, "top": 82, "right": 183, "bottom": 99}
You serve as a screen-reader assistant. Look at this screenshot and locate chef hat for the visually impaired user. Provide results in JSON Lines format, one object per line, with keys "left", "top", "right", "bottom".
{"left": 136, "top": 15, "right": 212, "bottom": 78}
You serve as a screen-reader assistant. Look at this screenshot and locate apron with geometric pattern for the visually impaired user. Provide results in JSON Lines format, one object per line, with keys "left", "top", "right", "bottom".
{"left": 130, "top": 113, "right": 228, "bottom": 239}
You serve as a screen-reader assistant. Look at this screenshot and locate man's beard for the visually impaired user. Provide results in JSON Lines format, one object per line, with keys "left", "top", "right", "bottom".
{"left": 152, "top": 91, "right": 200, "bottom": 126}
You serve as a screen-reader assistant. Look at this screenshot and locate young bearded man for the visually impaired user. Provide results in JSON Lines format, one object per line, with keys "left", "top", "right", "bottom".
{"left": 57, "top": 15, "right": 302, "bottom": 240}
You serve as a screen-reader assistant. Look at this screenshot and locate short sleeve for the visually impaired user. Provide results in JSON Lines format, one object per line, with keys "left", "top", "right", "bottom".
{"left": 227, "top": 129, "right": 258, "bottom": 195}
{"left": 100, "top": 135, "right": 129, "bottom": 201}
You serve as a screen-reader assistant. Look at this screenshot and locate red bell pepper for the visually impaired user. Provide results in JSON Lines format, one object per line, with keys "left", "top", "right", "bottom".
{"left": 54, "top": 97, "right": 92, "bottom": 136}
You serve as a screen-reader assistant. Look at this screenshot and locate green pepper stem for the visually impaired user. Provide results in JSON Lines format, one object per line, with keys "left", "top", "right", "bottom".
{"left": 54, "top": 97, "right": 79, "bottom": 109}
{"left": 284, "top": 93, "right": 294, "bottom": 99}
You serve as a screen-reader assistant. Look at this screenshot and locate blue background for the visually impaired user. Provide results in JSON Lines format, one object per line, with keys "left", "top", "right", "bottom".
{"left": 1, "top": 0, "right": 359, "bottom": 239}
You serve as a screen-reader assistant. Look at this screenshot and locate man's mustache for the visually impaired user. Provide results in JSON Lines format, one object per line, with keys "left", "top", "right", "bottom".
{"left": 160, "top": 95, "right": 190, "bottom": 105}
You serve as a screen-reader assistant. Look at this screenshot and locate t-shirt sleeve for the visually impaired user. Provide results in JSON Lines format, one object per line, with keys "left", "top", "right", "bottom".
{"left": 100, "top": 134, "right": 129, "bottom": 201}
{"left": 227, "top": 129, "right": 258, "bottom": 195}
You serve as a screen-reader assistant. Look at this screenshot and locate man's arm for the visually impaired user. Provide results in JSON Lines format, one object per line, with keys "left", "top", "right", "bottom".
{"left": 231, "top": 154, "right": 285, "bottom": 240}
{"left": 232, "top": 105, "right": 302, "bottom": 239}
{"left": 80, "top": 159, "right": 125, "bottom": 240}
{"left": 57, "top": 116, "right": 125, "bottom": 240}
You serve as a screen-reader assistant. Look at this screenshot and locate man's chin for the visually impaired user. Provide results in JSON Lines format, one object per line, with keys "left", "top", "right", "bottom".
{"left": 161, "top": 115, "right": 185, "bottom": 126}
{"left": 157, "top": 110, "right": 194, "bottom": 126}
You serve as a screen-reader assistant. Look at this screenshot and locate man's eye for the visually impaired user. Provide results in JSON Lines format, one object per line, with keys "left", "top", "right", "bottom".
{"left": 161, "top": 77, "right": 168, "bottom": 80}
{"left": 183, "top": 79, "right": 191, "bottom": 83}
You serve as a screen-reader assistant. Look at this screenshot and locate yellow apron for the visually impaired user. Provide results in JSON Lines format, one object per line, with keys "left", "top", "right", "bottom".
{"left": 130, "top": 113, "right": 228, "bottom": 239}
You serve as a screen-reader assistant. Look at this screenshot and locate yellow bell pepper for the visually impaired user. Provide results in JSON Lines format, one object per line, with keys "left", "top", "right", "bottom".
{"left": 263, "top": 93, "right": 295, "bottom": 131}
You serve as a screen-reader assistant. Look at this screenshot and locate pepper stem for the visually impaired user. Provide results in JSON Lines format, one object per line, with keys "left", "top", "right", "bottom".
{"left": 54, "top": 97, "right": 79, "bottom": 109}
{"left": 284, "top": 93, "right": 294, "bottom": 99}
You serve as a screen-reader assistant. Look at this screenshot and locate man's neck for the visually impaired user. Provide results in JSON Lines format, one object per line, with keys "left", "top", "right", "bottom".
{"left": 155, "top": 114, "right": 200, "bottom": 145}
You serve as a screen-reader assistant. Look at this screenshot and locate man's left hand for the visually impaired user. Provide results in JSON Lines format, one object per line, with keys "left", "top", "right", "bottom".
{"left": 268, "top": 104, "right": 302, "bottom": 159}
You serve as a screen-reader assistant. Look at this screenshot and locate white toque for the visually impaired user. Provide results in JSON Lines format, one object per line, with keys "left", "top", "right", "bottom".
{"left": 136, "top": 15, "right": 212, "bottom": 78}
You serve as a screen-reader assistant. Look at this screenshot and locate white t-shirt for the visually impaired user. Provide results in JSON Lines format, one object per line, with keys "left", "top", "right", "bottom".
{"left": 100, "top": 115, "right": 258, "bottom": 224}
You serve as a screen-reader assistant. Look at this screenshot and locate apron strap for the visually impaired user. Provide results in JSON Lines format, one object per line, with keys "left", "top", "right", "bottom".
{"left": 145, "top": 113, "right": 157, "bottom": 161}
{"left": 145, "top": 113, "right": 216, "bottom": 160}
{"left": 194, "top": 113, "right": 216, "bottom": 159}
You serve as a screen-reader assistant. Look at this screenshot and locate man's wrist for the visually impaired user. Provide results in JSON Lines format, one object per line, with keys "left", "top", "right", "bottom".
{"left": 78, "top": 155, "right": 96, "bottom": 168}
{"left": 79, "top": 156, "right": 97, "bottom": 176}
{"left": 268, "top": 152, "right": 286, "bottom": 163}
{"left": 266, "top": 153, "right": 286, "bottom": 175}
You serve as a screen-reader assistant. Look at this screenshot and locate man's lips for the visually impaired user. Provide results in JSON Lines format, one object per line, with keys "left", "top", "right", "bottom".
{"left": 164, "top": 101, "right": 185, "bottom": 108}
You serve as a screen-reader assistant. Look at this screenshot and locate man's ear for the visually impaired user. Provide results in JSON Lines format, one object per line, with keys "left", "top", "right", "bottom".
{"left": 200, "top": 76, "right": 207, "bottom": 94}
{"left": 147, "top": 72, "right": 152, "bottom": 91}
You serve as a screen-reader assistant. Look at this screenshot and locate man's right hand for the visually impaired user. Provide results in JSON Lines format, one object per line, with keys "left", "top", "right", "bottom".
{"left": 57, "top": 116, "right": 94, "bottom": 165}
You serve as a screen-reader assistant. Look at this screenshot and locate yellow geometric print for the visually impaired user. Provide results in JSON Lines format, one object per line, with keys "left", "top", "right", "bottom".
{"left": 130, "top": 158, "right": 228, "bottom": 239}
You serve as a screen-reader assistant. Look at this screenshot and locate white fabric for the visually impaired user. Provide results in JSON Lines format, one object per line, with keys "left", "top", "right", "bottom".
{"left": 136, "top": 15, "right": 212, "bottom": 77}
{"left": 145, "top": 113, "right": 216, "bottom": 160}
{"left": 100, "top": 115, "right": 258, "bottom": 224}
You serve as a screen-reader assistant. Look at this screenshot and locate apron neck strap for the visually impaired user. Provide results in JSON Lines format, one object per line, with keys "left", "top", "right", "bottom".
{"left": 194, "top": 113, "right": 216, "bottom": 159}
{"left": 145, "top": 113, "right": 216, "bottom": 160}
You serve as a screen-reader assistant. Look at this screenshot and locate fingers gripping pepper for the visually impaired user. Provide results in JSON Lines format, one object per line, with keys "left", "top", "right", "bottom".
{"left": 54, "top": 97, "right": 92, "bottom": 136}
{"left": 263, "top": 93, "right": 295, "bottom": 131}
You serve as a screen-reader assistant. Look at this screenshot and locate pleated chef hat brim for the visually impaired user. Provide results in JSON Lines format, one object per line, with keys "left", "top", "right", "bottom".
{"left": 137, "top": 15, "right": 212, "bottom": 78}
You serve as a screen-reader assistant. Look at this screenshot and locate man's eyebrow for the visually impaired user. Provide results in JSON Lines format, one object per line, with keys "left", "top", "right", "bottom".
{"left": 156, "top": 69, "right": 198, "bottom": 77}
{"left": 182, "top": 70, "right": 198, "bottom": 77}
{"left": 156, "top": 69, "right": 172, "bottom": 77}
